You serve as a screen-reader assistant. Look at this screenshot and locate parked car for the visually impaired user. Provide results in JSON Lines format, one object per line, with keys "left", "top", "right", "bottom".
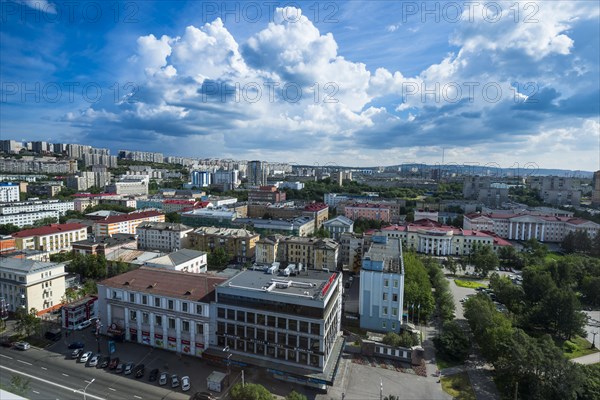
{"left": 88, "top": 355, "right": 99, "bottom": 367}
{"left": 79, "top": 351, "right": 93, "bottom": 363}
{"left": 159, "top": 372, "right": 168, "bottom": 386}
{"left": 149, "top": 368, "right": 159, "bottom": 382}
{"left": 76, "top": 320, "right": 92, "bottom": 330}
{"left": 98, "top": 356, "right": 110, "bottom": 369}
{"left": 124, "top": 362, "right": 134, "bottom": 375}
{"left": 190, "top": 392, "right": 217, "bottom": 400}
{"left": 171, "top": 374, "right": 179, "bottom": 388}
{"left": 68, "top": 341, "right": 84, "bottom": 349}
{"left": 134, "top": 364, "right": 145, "bottom": 378}
{"left": 109, "top": 357, "right": 119, "bottom": 370}
{"left": 71, "top": 349, "right": 84, "bottom": 359}
{"left": 115, "top": 363, "right": 125, "bottom": 373}
{"left": 181, "top": 376, "right": 191, "bottom": 391}
{"left": 14, "top": 342, "right": 30, "bottom": 351}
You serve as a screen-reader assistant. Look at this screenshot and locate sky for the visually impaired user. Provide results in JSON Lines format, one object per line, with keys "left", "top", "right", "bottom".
{"left": 1, "top": 0, "right": 599, "bottom": 171}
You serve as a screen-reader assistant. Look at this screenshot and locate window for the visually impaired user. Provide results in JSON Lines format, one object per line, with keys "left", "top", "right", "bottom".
{"left": 142, "top": 295, "right": 147, "bottom": 305}
{"left": 310, "top": 323, "right": 320, "bottom": 335}
{"left": 227, "top": 309, "right": 235, "bottom": 320}
{"left": 237, "top": 310, "right": 245, "bottom": 322}
{"left": 393, "top": 280, "right": 399, "bottom": 288}
{"left": 382, "top": 307, "right": 388, "bottom": 315}
{"left": 247, "top": 312, "right": 255, "bottom": 324}
{"left": 382, "top": 292, "right": 388, "bottom": 301}
{"left": 182, "top": 302, "right": 188, "bottom": 313}
{"left": 382, "top": 321, "right": 387, "bottom": 329}
{"left": 168, "top": 300, "right": 174, "bottom": 310}
{"left": 142, "top": 312, "right": 149, "bottom": 324}
{"left": 384, "top": 279, "right": 389, "bottom": 287}
{"left": 196, "top": 323, "right": 204, "bottom": 335}
{"left": 392, "top": 308, "right": 398, "bottom": 316}
{"left": 288, "top": 319, "right": 297, "bottom": 331}
{"left": 129, "top": 293, "right": 135, "bottom": 303}
{"left": 391, "top": 322, "right": 396, "bottom": 330}
{"left": 218, "top": 308, "right": 225, "bottom": 318}
{"left": 154, "top": 297, "right": 161, "bottom": 307}
{"left": 392, "top": 293, "right": 398, "bottom": 302}
{"left": 168, "top": 318, "right": 176, "bottom": 329}
{"left": 299, "top": 321, "right": 309, "bottom": 333}
{"left": 182, "top": 321, "right": 190, "bottom": 332}
{"left": 155, "top": 315, "right": 162, "bottom": 326}
{"left": 196, "top": 304, "right": 203, "bottom": 315}
{"left": 129, "top": 310, "right": 137, "bottom": 321}
{"left": 277, "top": 317, "right": 286, "bottom": 329}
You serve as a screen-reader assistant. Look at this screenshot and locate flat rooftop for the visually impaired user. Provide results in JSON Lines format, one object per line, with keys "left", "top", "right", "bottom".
{"left": 222, "top": 267, "right": 338, "bottom": 301}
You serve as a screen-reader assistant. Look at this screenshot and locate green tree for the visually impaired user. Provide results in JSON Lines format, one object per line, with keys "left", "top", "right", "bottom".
{"left": 382, "top": 332, "right": 402, "bottom": 347}
{"left": 434, "top": 321, "right": 470, "bottom": 362}
{"left": 33, "top": 216, "right": 58, "bottom": 227}
{"left": 313, "top": 227, "right": 330, "bottom": 238}
{"left": 470, "top": 244, "right": 499, "bottom": 277}
{"left": 581, "top": 276, "right": 600, "bottom": 306}
{"left": 579, "top": 363, "right": 600, "bottom": 400}
{"left": 165, "top": 212, "right": 181, "bottom": 223}
{"left": 522, "top": 239, "right": 548, "bottom": 266}
{"left": 0, "top": 223, "right": 20, "bottom": 235}
{"left": 230, "top": 382, "right": 274, "bottom": 400}
{"left": 285, "top": 391, "right": 307, "bottom": 400}
{"left": 403, "top": 252, "right": 435, "bottom": 322}
{"left": 15, "top": 307, "right": 40, "bottom": 338}
{"left": 443, "top": 256, "right": 457, "bottom": 275}
{"left": 562, "top": 231, "right": 592, "bottom": 254}
{"left": 489, "top": 273, "right": 525, "bottom": 313}
{"left": 208, "top": 247, "right": 231, "bottom": 269}
{"left": 9, "top": 375, "right": 30, "bottom": 397}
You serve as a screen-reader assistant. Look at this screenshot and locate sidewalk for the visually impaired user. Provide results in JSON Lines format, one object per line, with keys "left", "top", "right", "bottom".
{"left": 571, "top": 352, "right": 600, "bottom": 365}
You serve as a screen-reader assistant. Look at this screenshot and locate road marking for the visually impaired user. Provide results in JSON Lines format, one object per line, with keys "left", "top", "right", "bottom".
{"left": 0, "top": 365, "right": 107, "bottom": 400}
{"left": 62, "top": 373, "right": 69, "bottom": 377}
{"left": 85, "top": 380, "right": 93, "bottom": 383}
{"left": 41, "top": 367, "right": 48, "bottom": 370}
{"left": 0, "top": 354, "right": 13, "bottom": 360}
{"left": 33, "top": 390, "right": 40, "bottom": 394}
{"left": 17, "top": 360, "right": 32, "bottom": 366}
{"left": 108, "top": 388, "right": 116, "bottom": 391}
{"left": 134, "top": 396, "right": 142, "bottom": 399}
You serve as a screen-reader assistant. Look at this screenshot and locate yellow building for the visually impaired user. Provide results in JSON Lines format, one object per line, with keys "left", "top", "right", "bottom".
{"left": 93, "top": 210, "right": 165, "bottom": 237}
{"left": 255, "top": 235, "right": 339, "bottom": 270}
{"left": 189, "top": 226, "right": 260, "bottom": 263}
{"left": 12, "top": 223, "right": 88, "bottom": 255}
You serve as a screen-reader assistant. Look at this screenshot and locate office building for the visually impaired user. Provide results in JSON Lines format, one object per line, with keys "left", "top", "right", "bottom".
{"left": 190, "top": 170, "right": 212, "bottom": 188}
{"left": 71, "top": 233, "right": 137, "bottom": 256}
{"left": 322, "top": 216, "right": 354, "bottom": 240}
{"left": 136, "top": 222, "right": 193, "bottom": 252}
{"left": 97, "top": 267, "right": 227, "bottom": 356}
{"left": 209, "top": 267, "right": 343, "bottom": 389}
{"left": 359, "top": 235, "right": 405, "bottom": 333}
{"left": 181, "top": 209, "right": 238, "bottom": 228}
{"left": 255, "top": 236, "right": 338, "bottom": 270}
{"left": 248, "top": 186, "right": 286, "bottom": 204}
{"left": 107, "top": 176, "right": 149, "bottom": 196}
{"left": 0, "top": 258, "right": 67, "bottom": 314}
{"left": 61, "top": 296, "right": 98, "bottom": 330}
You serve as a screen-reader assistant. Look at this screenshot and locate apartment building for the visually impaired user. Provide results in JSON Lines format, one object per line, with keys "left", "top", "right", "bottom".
{"left": 0, "top": 182, "right": 20, "bottom": 202}
{"left": 12, "top": 223, "right": 88, "bottom": 254}
{"left": 189, "top": 227, "right": 260, "bottom": 263}
{"left": 359, "top": 235, "right": 405, "bottom": 333}
{"left": 97, "top": 267, "right": 226, "bottom": 357}
{"left": 526, "top": 176, "right": 581, "bottom": 206}
{"left": 247, "top": 161, "right": 268, "bottom": 186}
{"left": 235, "top": 217, "right": 315, "bottom": 237}
{"left": 72, "top": 233, "right": 137, "bottom": 256}
{"left": 0, "top": 199, "right": 74, "bottom": 216}
{"left": 93, "top": 211, "right": 165, "bottom": 237}
{"left": 255, "top": 236, "right": 338, "bottom": 270}
{"left": 26, "top": 182, "right": 63, "bottom": 197}
{"left": 209, "top": 267, "right": 343, "bottom": 389}
{"left": 144, "top": 249, "right": 208, "bottom": 273}
{"left": 344, "top": 203, "right": 391, "bottom": 223}
{"left": 463, "top": 212, "right": 600, "bottom": 243}
{"left": 0, "top": 157, "right": 78, "bottom": 174}
{"left": 0, "top": 258, "right": 67, "bottom": 314}
{"left": 462, "top": 176, "right": 509, "bottom": 207}
{"left": 106, "top": 176, "right": 149, "bottom": 196}
{"left": 136, "top": 222, "right": 193, "bottom": 252}
{"left": 0, "top": 210, "right": 59, "bottom": 228}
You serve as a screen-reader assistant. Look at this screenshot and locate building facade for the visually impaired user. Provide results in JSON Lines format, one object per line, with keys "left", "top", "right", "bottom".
{"left": 0, "top": 199, "right": 74, "bottom": 216}
{"left": 247, "top": 161, "right": 268, "bottom": 186}
{"left": 0, "top": 210, "right": 59, "bottom": 228}
{"left": 0, "top": 182, "right": 20, "bottom": 202}
{"left": 136, "top": 222, "right": 193, "bottom": 252}
{"left": 61, "top": 296, "right": 98, "bottom": 330}
{"left": 189, "top": 227, "right": 260, "bottom": 263}
{"left": 144, "top": 249, "right": 208, "bottom": 273}
{"left": 12, "top": 223, "right": 88, "bottom": 254}
{"left": 93, "top": 211, "right": 165, "bottom": 237}
{"left": 322, "top": 216, "right": 354, "bottom": 240}
{"left": 97, "top": 267, "right": 226, "bottom": 357}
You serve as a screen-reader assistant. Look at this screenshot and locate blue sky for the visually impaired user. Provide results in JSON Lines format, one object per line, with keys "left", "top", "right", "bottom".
{"left": 1, "top": 0, "right": 599, "bottom": 171}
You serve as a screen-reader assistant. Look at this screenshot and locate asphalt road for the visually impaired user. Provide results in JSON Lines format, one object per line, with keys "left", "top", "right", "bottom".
{"left": 0, "top": 345, "right": 189, "bottom": 400}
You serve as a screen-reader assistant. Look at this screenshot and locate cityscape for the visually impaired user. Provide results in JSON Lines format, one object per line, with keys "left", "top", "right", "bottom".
{"left": 1, "top": 1, "right": 599, "bottom": 400}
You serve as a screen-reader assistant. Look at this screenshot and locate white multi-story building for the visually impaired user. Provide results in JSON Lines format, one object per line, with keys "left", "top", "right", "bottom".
{"left": 107, "top": 176, "right": 149, "bottom": 196}
{"left": 12, "top": 223, "right": 88, "bottom": 254}
{"left": 0, "top": 210, "right": 59, "bottom": 228}
{"left": 136, "top": 222, "right": 193, "bottom": 252}
{"left": 0, "top": 199, "right": 74, "bottom": 216}
{"left": 93, "top": 211, "right": 165, "bottom": 237}
{"left": 359, "top": 235, "right": 405, "bottom": 334}
{"left": 0, "top": 258, "right": 67, "bottom": 314}
{"left": 210, "top": 267, "right": 343, "bottom": 389}
{"left": 464, "top": 212, "right": 600, "bottom": 243}
{"left": 97, "top": 267, "right": 227, "bottom": 357}
{"left": 322, "top": 216, "right": 354, "bottom": 240}
{"left": 0, "top": 182, "right": 20, "bottom": 202}
{"left": 144, "top": 249, "right": 207, "bottom": 273}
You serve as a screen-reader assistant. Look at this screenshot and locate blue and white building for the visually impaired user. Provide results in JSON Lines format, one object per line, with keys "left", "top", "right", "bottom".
{"left": 0, "top": 182, "right": 20, "bottom": 202}
{"left": 359, "top": 235, "right": 405, "bottom": 333}
{"left": 190, "top": 171, "right": 211, "bottom": 188}
{"left": 322, "top": 216, "right": 354, "bottom": 240}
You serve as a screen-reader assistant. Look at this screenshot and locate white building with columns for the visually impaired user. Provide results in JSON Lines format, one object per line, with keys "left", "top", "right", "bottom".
{"left": 97, "top": 267, "right": 227, "bottom": 357}
{"left": 464, "top": 212, "right": 600, "bottom": 243}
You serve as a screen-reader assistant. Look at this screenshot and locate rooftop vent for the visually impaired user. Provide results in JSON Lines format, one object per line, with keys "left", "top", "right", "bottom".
{"left": 123, "top": 279, "right": 135, "bottom": 286}
{"left": 147, "top": 282, "right": 157, "bottom": 289}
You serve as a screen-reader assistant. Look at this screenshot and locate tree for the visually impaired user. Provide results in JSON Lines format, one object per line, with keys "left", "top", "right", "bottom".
{"left": 9, "top": 375, "right": 30, "bottom": 397}
{"left": 470, "top": 244, "right": 499, "bottom": 277}
{"left": 443, "top": 256, "right": 457, "bottom": 275}
{"left": 0, "top": 223, "right": 20, "bottom": 235}
{"left": 285, "top": 391, "right": 307, "bottom": 400}
{"left": 434, "top": 321, "right": 470, "bottom": 362}
{"left": 489, "top": 273, "right": 525, "bottom": 314}
{"left": 382, "top": 332, "right": 402, "bottom": 347}
{"left": 313, "top": 227, "right": 330, "bottom": 238}
{"left": 522, "top": 239, "right": 548, "bottom": 266}
{"left": 15, "top": 307, "right": 40, "bottom": 338}
{"left": 230, "top": 382, "right": 274, "bottom": 400}
{"left": 562, "top": 231, "right": 592, "bottom": 254}
{"left": 165, "top": 212, "right": 181, "bottom": 223}
{"left": 403, "top": 252, "right": 435, "bottom": 322}
{"left": 208, "top": 247, "right": 231, "bottom": 269}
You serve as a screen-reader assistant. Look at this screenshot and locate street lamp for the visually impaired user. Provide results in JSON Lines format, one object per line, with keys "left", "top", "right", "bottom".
{"left": 223, "top": 346, "right": 231, "bottom": 387}
{"left": 83, "top": 378, "right": 95, "bottom": 400}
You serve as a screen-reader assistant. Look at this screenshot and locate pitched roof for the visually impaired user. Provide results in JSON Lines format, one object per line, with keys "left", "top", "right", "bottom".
{"left": 136, "top": 222, "right": 192, "bottom": 231}
{"left": 146, "top": 249, "right": 206, "bottom": 267}
{"left": 99, "top": 267, "right": 226, "bottom": 302}
{"left": 95, "top": 210, "right": 163, "bottom": 224}
{"left": 12, "top": 223, "right": 87, "bottom": 238}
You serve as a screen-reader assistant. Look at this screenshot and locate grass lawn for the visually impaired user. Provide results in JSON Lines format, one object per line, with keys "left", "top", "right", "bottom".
{"left": 545, "top": 253, "right": 565, "bottom": 263}
{"left": 558, "top": 336, "right": 600, "bottom": 359}
{"left": 454, "top": 279, "right": 487, "bottom": 289}
{"left": 441, "top": 372, "right": 476, "bottom": 400}
{"left": 437, "top": 356, "right": 463, "bottom": 370}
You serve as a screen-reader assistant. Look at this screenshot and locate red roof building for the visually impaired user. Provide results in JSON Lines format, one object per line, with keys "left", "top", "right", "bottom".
{"left": 93, "top": 211, "right": 165, "bottom": 237}
{"left": 12, "top": 223, "right": 88, "bottom": 254}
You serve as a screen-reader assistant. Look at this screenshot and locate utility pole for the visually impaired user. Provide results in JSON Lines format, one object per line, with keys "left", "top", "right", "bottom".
{"left": 380, "top": 377, "right": 383, "bottom": 400}
{"left": 592, "top": 331, "right": 598, "bottom": 349}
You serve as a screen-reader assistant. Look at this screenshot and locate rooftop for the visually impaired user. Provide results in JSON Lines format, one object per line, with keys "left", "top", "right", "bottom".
{"left": 12, "top": 223, "right": 87, "bottom": 238}
{"left": 221, "top": 267, "right": 338, "bottom": 300}
{"left": 145, "top": 248, "right": 207, "bottom": 267}
{"left": 72, "top": 233, "right": 137, "bottom": 247}
{"left": 85, "top": 210, "right": 125, "bottom": 218}
{"left": 193, "top": 226, "right": 258, "bottom": 238}
{"left": 100, "top": 267, "right": 226, "bottom": 302}
{"left": 136, "top": 222, "right": 192, "bottom": 232}
{"left": 346, "top": 203, "right": 390, "bottom": 209}
{"left": 323, "top": 215, "right": 354, "bottom": 227}
{"left": 95, "top": 210, "right": 163, "bottom": 224}
{"left": 0, "top": 257, "right": 64, "bottom": 274}
{"left": 304, "top": 203, "right": 328, "bottom": 211}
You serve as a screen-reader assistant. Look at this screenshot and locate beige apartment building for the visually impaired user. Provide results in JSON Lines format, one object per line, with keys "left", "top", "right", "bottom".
{"left": 255, "top": 236, "right": 339, "bottom": 270}
{"left": 0, "top": 258, "right": 67, "bottom": 314}
{"left": 12, "top": 223, "right": 88, "bottom": 255}
{"left": 189, "top": 227, "right": 260, "bottom": 263}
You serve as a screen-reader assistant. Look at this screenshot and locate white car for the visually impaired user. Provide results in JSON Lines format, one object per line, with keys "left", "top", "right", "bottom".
{"left": 181, "top": 376, "right": 191, "bottom": 391}
{"left": 14, "top": 341, "right": 30, "bottom": 351}
{"left": 76, "top": 320, "right": 92, "bottom": 330}
{"left": 79, "top": 351, "right": 93, "bottom": 363}
{"left": 88, "top": 355, "right": 99, "bottom": 367}
{"left": 159, "top": 372, "right": 168, "bottom": 386}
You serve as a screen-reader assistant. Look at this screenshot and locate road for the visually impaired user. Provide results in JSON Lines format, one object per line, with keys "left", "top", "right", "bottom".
{"left": 0, "top": 346, "right": 189, "bottom": 400}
